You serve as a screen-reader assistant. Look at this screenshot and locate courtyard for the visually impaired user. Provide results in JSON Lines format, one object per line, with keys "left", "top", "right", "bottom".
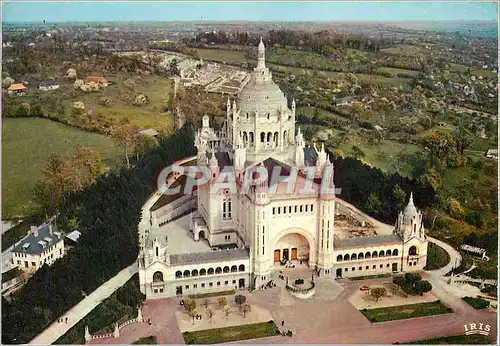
{"left": 348, "top": 281, "right": 438, "bottom": 310}
{"left": 90, "top": 267, "right": 496, "bottom": 345}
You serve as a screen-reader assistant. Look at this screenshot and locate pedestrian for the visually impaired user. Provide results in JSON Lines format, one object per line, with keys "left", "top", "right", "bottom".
{"left": 281, "top": 320, "right": 284, "bottom": 326}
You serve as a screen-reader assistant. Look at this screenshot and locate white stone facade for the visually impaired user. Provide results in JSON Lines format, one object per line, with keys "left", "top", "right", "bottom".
{"left": 137, "top": 40, "right": 428, "bottom": 299}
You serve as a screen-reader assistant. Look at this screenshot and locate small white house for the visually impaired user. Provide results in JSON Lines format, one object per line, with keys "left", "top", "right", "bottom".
{"left": 38, "top": 81, "right": 60, "bottom": 91}
{"left": 11, "top": 222, "right": 65, "bottom": 274}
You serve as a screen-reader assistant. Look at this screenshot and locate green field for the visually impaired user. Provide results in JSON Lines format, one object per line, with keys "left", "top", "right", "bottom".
{"left": 17, "top": 74, "right": 175, "bottom": 134}
{"left": 424, "top": 243, "right": 451, "bottom": 270}
{"left": 183, "top": 321, "right": 280, "bottom": 344}
{"left": 2, "top": 118, "right": 123, "bottom": 218}
{"left": 376, "top": 67, "right": 421, "bottom": 78}
{"left": 267, "top": 62, "right": 411, "bottom": 88}
{"left": 194, "top": 48, "right": 248, "bottom": 65}
{"left": 381, "top": 44, "right": 427, "bottom": 56}
{"left": 361, "top": 301, "right": 452, "bottom": 322}
{"left": 337, "top": 137, "right": 420, "bottom": 176}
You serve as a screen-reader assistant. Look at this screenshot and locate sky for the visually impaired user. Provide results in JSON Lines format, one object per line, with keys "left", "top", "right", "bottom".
{"left": 2, "top": 1, "right": 498, "bottom": 23}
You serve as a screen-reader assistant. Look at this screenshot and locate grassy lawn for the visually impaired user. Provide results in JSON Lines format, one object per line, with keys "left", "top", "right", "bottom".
{"left": 336, "top": 137, "right": 420, "bottom": 176}
{"left": 268, "top": 62, "right": 411, "bottom": 88}
{"left": 462, "top": 296, "right": 491, "bottom": 309}
{"left": 20, "top": 74, "right": 175, "bottom": 134}
{"left": 405, "top": 334, "right": 492, "bottom": 344}
{"left": 132, "top": 336, "right": 157, "bottom": 344}
{"left": 376, "top": 67, "right": 421, "bottom": 78}
{"left": 2, "top": 118, "right": 123, "bottom": 219}
{"left": 381, "top": 44, "right": 426, "bottom": 56}
{"left": 424, "top": 242, "right": 451, "bottom": 270}
{"left": 183, "top": 321, "right": 280, "bottom": 344}
{"left": 360, "top": 300, "right": 452, "bottom": 323}
{"left": 188, "top": 289, "right": 236, "bottom": 299}
{"left": 68, "top": 74, "right": 175, "bottom": 132}
{"left": 349, "top": 274, "right": 392, "bottom": 281}
{"left": 194, "top": 48, "right": 248, "bottom": 65}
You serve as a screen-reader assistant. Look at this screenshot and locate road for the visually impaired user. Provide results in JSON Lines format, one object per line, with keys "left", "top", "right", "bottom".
{"left": 29, "top": 262, "right": 138, "bottom": 345}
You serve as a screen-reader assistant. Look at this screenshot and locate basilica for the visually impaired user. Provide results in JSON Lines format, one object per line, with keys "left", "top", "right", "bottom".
{"left": 138, "top": 39, "right": 428, "bottom": 299}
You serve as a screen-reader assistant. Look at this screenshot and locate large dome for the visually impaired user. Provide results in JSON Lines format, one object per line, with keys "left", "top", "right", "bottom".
{"left": 237, "top": 77, "right": 287, "bottom": 117}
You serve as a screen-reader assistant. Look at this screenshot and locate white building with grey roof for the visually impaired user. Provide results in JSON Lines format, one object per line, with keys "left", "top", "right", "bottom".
{"left": 11, "top": 222, "right": 65, "bottom": 274}
{"left": 138, "top": 40, "right": 428, "bottom": 299}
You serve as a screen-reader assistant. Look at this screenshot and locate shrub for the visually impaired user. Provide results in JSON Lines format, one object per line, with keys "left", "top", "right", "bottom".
{"left": 235, "top": 294, "right": 246, "bottom": 306}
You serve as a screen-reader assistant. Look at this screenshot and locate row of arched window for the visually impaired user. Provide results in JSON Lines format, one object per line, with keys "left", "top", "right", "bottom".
{"left": 174, "top": 264, "right": 246, "bottom": 279}
{"left": 337, "top": 249, "right": 399, "bottom": 262}
{"left": 240, "top": 130, "right": 291, "bottom": 147}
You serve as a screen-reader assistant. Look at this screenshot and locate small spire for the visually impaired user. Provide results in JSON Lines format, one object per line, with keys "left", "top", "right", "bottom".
{"left": 298, "top": 127, "right": 302, "bottom": 135}
{"left": 321, "top": 143, "right": 325, "bottom": 153}
{"left": 209, "top": 148, "right": 218, "bottom": 167}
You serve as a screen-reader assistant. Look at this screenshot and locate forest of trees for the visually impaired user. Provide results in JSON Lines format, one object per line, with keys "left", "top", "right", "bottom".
{"left": 2, "top": 124, "right": 196, "bottom": 344}
{"left": 188, "top": 29, "right": 391, "bottom": 54}
{"left": 332, "top": 155, "right": 437, "bottom": 223}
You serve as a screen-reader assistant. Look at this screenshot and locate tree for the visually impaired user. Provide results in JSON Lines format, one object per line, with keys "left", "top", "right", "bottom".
{"left": 393, "top": 275, "right": 406, "bottom": 286}
{"left": 111, "top": 124, "right": 139, "bottom": 168}
{"left": 370, "top": 287, "right": 386, "bottom": 302}
{"left": 223, "top": 307, "right": 231, "bottom": 320}
{"left": 414, "top": 280, "right": 433, "bottom": 296}
{"left": 449, "top": 198, "right": 465, "bottom": 220}
{"left": 453, "top": 126, "right": 473, "bottom": 154}
{"left": 240, "top": 303, "right": 251, "bottom": 318}
{"left": 235, "top": 295, "right": 246, "bottom": 306}
{"left": 184, "top": 299, "right": 196, "bottom": 313}
{"left": 421, "top": 131, "right": 457, "bottom": 163}
{"left": 364, "top": 193, "right": 383, "bottom": 217}
{"left": 134, "top": 134, "right": 158, "bottom": 161}
{"left": 217, "top": 297, "right": 227, "bottom": 310}
{"left": 404, "top": 272, "right": 422, "bottom": 283}
{"left": 203, "top": 299, "right": 210, "bottom": 309}
{"left": 351, "top": 145, "right": 365, "bottom": 159}
{"left": 188, "top": 309, "right": 197, "bottom": 325}
{"left": 393, "top": 185, "right": 407, "bottom": 213}
{"left": 206, "top": 308, "right": 215, "bottom": 323}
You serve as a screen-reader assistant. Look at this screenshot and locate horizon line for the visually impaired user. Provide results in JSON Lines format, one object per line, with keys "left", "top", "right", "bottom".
{"left": 3, "top": 19, "right": 498, "bottom": 24}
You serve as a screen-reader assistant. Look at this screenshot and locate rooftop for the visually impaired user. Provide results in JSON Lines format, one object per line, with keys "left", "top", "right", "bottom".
{"left": 7, "top": 83, "right": 26, "bottom": 91}
{"left": 139, "top": 129, "right": 159, "bottom": 137}
{"left": 333, "top": 234, "right": 402, "bottom": 249}
{"left": 12, "top": 223, "right": 63, "bottom": 255}
{"left": 170, "top": 248, "right": 249, "bottom": 266}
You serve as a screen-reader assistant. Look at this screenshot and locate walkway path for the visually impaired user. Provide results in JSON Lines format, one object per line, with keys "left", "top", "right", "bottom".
{"left": 29, "top": 262, "right": 138, "bottom": 345}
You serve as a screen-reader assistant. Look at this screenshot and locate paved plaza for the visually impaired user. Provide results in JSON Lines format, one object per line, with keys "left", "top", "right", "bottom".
{"left": 72, "top": 237, "right": 495, "bottom": 345}
{"left": 176, "top": 299, "right": 273, "bottom": 332}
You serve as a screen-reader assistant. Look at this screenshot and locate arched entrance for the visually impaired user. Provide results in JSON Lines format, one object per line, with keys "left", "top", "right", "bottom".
{"left": 273, "top": 231, "right": 311, "bottom": 263}
{"left": 239, "top": 278, "right": 245, "bottom": 288}
{"left": 336, "top": 268, "right": 342, "bottom": 278}
{"left": 199, "top": 231, "right": 205, "bottom": 239}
